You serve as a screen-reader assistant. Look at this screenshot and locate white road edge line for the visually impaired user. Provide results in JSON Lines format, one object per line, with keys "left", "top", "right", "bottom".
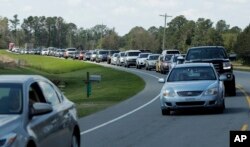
{"left": 81, "top": 94, "right": 160, "bottom": 135}
{"left": 80, "top": 65, "right": 162, "bottom": 135}
{"left": 128, "top": 68, "right": 160, "bottom": 79}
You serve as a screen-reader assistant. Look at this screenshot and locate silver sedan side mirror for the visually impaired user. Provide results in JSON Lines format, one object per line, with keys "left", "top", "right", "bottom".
{"left": 158, "top": 78, "right": 165, "bottom": 83}
{"left": 219, "top": 75, "right": 227, "bottom": 81}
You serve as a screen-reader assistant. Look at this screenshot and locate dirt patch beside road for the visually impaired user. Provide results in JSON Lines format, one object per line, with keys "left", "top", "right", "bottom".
{"left": 0, "top": 55, "right": 26, "bottom": 68}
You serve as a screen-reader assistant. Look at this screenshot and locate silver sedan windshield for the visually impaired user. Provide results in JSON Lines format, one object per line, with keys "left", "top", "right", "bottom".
{"left": 167, "top": 66, "right": 216, "bottom": 82}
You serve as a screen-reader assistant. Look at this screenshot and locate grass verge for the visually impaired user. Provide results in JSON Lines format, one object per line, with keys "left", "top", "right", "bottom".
{"left": 232, "top": 61, "right": 250, "bottom": 72}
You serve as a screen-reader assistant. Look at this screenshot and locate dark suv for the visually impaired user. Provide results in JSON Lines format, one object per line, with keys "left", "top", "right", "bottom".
{"left": 185, "top": 46, "right": 236, "bottom": 96}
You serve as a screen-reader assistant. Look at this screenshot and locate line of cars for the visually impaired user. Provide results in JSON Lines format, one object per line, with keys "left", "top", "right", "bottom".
{"left": 93, "top": 46, "right": 236, "bottom": 116}
{"left": 9, "top": 46, "right": 236, "bottom": 117}
{"left": 108, "top": 49, "right": 185, "bottom": 75}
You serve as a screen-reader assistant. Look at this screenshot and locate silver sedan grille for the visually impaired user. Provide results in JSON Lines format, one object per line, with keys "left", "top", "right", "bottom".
{"left": 177, "top": 91, "right": 203, "bottom": 97}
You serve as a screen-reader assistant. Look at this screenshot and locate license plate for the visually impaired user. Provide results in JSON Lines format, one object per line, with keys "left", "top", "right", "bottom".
{"left": 185, "top": 98, "right": 195, "bottom": 101}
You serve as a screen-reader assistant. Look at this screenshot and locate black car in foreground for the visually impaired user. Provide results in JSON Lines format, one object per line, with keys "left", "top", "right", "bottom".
{"left": 185, "top": 46, "right": 236, "bottom": 96}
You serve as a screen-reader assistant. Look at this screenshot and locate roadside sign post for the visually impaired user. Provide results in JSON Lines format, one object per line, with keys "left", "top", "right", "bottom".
{"left": 86, "top": 72, "right": 91, "bottom": 97}
{"left": 85, "top": 72, "right": 101, "bottom": 98}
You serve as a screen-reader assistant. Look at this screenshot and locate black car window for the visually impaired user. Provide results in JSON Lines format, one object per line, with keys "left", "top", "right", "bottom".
{"left": 149, "top": 55, "right": 159, "bottom": 60}
{"left": 99, "top": 51, "right": 109, "bottom": 54}
{"left": 128, "top": 52, "right": 140, "bottom": 56}
{"left": 164, "top": 55, "right": 173, "bottom": 61}
{"left": 173, "top": 56, "right": 178, "bottom": 62}
{"left": 38, "top": 81, "right": 60, "bottom": 105}
{"left": 139, "top": 54, "right": 149, "bottom": 58}
{"left": 67, "top": 48, "right": 76, "bottom": 51}
{"left": 166, "top": 51, "right": 180, "bottom": 54}
{"left": 186, "top": 48, "right": 227, "bottom": 60}
{"left": 29, "top": 82, "right": 46, "bottom": 104}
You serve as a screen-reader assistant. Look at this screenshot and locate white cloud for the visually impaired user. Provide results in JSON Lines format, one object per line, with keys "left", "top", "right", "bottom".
{"left": 140, "top": 0, "right": 179, "bottom": 8}
{"left": 224, "top": 0, "right": 247, "bottom": 4}
{"left": 113, "top": 6, "right": 137, "bottom": 16}
{"left": 180, "top": 9, "right": 199, "bottom": 20}
{"left": 21, "top": 5, "right": 33, "bottom": 12}
{"left": 1, "top": 0, "right": 12, "bottom": 2}
{"left": 66, "top": 0, "right": 82, "bottom": 7}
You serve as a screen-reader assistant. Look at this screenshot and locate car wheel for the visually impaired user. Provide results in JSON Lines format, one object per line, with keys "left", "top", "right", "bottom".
{"left": 161, "top": 109, "right": 170, "bottom": 115}
{"left": 216, "top": 101, "right": 225, "bottom": 114}
{"left": 229, "top": 76, "right": 236, "bottom": 96}
{"left": 225, "top": 75, "right": 236, "bottom": 96}
{"left": 71, "top": 133, "right": 79, "bottom": 147}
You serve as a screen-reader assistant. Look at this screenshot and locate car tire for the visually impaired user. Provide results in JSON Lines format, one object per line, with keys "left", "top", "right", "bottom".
{"left": 161, "top": 109, "right": 170, "bottom": 115}
{"left": 216, "top": 101, "right": 225, "bottom": 114}
{"left": 225, "top": 75, "right": 236, "bottom": 96}
{"left": 229, "top": 75, "right": 236, "bottom": 96}
{"left": 71, "top": 133, "right": 80, "bottom": 147}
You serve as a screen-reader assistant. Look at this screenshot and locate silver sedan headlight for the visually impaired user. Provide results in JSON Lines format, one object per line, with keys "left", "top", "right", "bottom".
{"left": 162, "top": 89, "right": 176, "bottom": 97}
{"left": 204, "top": 87, "right": 218, "bottom": 96}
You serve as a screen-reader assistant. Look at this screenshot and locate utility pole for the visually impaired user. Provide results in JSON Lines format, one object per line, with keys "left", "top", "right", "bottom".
{"left": 159, "top": 13, "right": 172, "bottom": 51}
{"left": 100, "top": 23, "right": 103, "bottom": 49}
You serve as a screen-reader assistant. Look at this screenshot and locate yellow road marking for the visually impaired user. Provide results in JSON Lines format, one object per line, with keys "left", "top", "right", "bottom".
{"left": 236, "top": 84, "right": 250, "bottom": 108}
{"left": 241, "top": 124, "right": 248, "bottom": 131}
{"left": 236, "top": 84, "right": 250, "bottom": 131}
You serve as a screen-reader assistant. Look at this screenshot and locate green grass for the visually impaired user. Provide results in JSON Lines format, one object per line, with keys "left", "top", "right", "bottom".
{"left": 232, "top": 61, "right": 250, "bottom": 72}
{"left": 0, "top": 50, "right": 145, "bottom": 117}
{"left": 0, "top": 50, "right": 96, "bottom": 73}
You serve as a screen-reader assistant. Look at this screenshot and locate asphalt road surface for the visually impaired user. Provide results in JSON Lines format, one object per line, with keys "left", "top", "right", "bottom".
{"left": 79, "top": 63, "right": 250, "bottom": 147}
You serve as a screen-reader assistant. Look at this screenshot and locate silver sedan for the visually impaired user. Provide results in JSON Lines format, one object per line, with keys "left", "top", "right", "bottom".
{"left": 159, "top": 63, "right": 226, "bottom": 115}
{"left": 0, "top": 75, "right": 80, "bottom": 147}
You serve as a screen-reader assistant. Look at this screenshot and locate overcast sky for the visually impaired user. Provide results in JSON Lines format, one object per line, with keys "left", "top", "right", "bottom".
{"left": 0, "top": 0, "right": 249, "bottom": 35}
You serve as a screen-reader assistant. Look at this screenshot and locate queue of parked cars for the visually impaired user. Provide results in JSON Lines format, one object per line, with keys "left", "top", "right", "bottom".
{"left": 9, "top": 46, "right": 186, "bottom": 74}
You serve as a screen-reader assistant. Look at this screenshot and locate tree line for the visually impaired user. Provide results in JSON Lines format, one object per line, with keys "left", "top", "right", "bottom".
{"left": 0, "top": 14, "right": 250, "bottom": 63}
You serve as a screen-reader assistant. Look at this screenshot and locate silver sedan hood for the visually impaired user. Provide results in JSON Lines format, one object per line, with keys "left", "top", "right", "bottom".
{"left": 163, "top": 80, "right": 217, "bottom": 91}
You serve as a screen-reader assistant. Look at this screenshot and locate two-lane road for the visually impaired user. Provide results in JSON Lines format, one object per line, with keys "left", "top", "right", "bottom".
{"left": 79, "top": 64, "right": 250, "bottom": 147}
